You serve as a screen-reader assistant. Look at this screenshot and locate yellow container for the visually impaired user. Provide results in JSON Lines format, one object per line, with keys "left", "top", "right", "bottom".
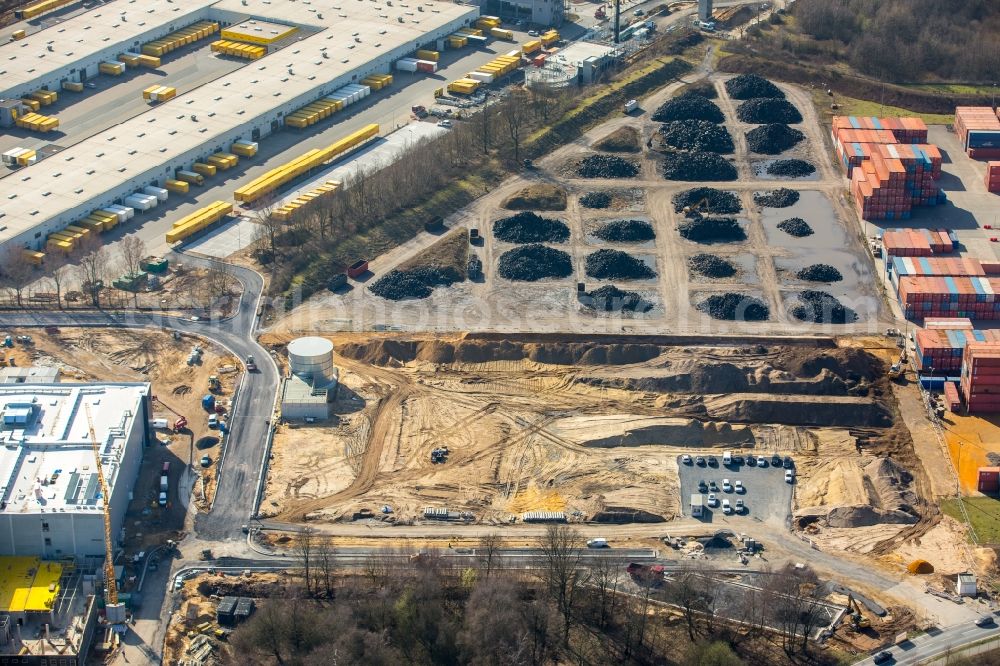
{"left": 192, "top": 162, "right": 216, "bottom": 177}
{"left": 175, "top": 170, "right": 204, "bottom": 186}
{"left": 65, "top": 225, "right": 90, "bottom": 237}
{"left": 231, "top": 142, "right": 258, "bottom": 157}
{"left": 490, "top": 28, "right": 514, "bottom": 41}
{"left": 416, "top": 49, "right": 440, "bottom": 62}
{"left": 22, "top": 250, "right": 44, "bottom": 265}
{"left": 165, "top": 179, "right": 189, "bottom": 193}
{"left": 79, "top": 218, "right": 105, "bottom": 232}
{"left": 12, "top": 29, "right": 27, "bottom": 40}
{"left": 522, "top": 40, "right": 542, "bottom": 54}
{"left": 137, "top": 54, "right": 161, "bottom": 68}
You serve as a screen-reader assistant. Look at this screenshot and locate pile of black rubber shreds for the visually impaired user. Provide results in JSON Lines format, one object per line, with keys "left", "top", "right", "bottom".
{"left": 585, "top": 249, "right": 657, "bottom": 280}
{"left": 737, "top": 98, "right": 803, "bottom": 124}
{"left": 689, "top": 254, "right": 737, "bottom": 278}
{"left": 745, "top": 124, "right": 805, "bottom": 154}
{"left": 672, "top": 187, "right": 742, "bottom": 214}
{"left": 777, "top": 217, "right": 813, "bottom": 237}
{"left": 498, "top": 244, "right": 573, "bottom": 282}
{"left": 659, "top": 120, "right": 734, "bottom": 153}
{"left": 791, "top": 291, "right": 857, "bottom": 324}
{"left": 580, "top": 191, "right": 612, "bottom": 209}
{"left": 724, "top": 73, "right": 785, "bottom": 100}
{"left": 370, "top": 267, "right": 460, "bottom": 300}
{"left": 698, "top": 293, "right": 770, "bottom": 321}
{"left": 678, "top": 217, "right": 746, "bottom": 243}
{"left": 651, "top": 93, "right": 725, "bottom": 123}
{"left": 582, "top": 285, "right": 654, "bottom": 313}
{"left": 593, "top": 219, "right": 656, "bottom": 242}
{"left": 578, "top": 155, "right": 639, "bottom": 178}
{"left": 493, "top": 212, "right": 570, "bottom": 244}
{"left": 797, "top": 264, "right": 843, "bottom": 282}
{"left": 662, "top": 152, "right": 737, "bottom": 181}
{"left": 754, "top": 188, "right": 800, "bottom": 208}
{"left": 767, "top": 159, "right": 815, "bottom": 177}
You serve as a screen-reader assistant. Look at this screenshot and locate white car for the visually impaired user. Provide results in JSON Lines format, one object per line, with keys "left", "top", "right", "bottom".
{"left": 735, "top": 499, "right": 745, "bottom": 513}
{"left": 528, "top": 29, "right": 539, "bottom": 37}
{"left": 722, "top": 499, "right": 732, "bottom": 515}
{"left": 785, "top": 469, "right": 795, "bottom": 483}
{"left": 681, "top": 454, "right": 692, "bottom": 465}
{"left": 158, "top": 491, "right": 167, "bottom": 507}
{"left": 437, "top": 119, "right": 453, "bottom": 128}
{"left": 707, "top": 493, "right": 718, "bottom": 507}
{"left": 722, "top": 479, "right": 732, "bottom": 492}
{"left": 757, "top": 456, "right": 768, "bottom": 467}
{"left": 586, "top": 538, "right": 609, "bottom": 548}
{"left": 734, "top": 480, "right": 744, "bottom": 493}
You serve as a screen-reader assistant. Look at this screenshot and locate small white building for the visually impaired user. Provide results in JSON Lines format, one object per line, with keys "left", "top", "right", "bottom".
{"left": 690, "top": 493, "right": 704, "bottom": 517}
{"left": 280, "top": 337, "right": 338, "bottom": 421}
{"left": 956, "top": 573, "right": 977, "bottom": 597}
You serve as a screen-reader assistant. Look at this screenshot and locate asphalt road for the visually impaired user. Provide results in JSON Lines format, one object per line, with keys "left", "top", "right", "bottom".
{"left": 853, "top": 617, "right": 1000, "bottom": 665}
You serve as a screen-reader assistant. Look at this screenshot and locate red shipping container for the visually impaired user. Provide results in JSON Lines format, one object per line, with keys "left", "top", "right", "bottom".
{"left": 978, "top": 467, "right": 1000, "bottom": 493}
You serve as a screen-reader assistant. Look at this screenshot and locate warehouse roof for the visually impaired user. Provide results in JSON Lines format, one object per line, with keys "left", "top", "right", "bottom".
{"left": 0, "top": 0, "right": 477, "bottom": 246}
{"left": 0, "top": 383, "right": 149, "bottom": 516}
{"left": 0, "top": 0, "right": 216, "bottom": 93}
{"left": 0, "top": 557, "right": 62, "bottom": 613}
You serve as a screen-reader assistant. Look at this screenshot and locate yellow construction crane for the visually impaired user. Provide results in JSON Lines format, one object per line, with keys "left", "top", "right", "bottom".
{"left": 84, "top": 404, "right": 126, "bottom": 627}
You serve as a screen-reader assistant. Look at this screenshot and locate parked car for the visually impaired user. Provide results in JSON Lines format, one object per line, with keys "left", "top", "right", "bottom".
{"left": 722, "top": 499, "right": 732, "bottom": 515}
{"left": 872, "top": 651, "right": 892, "bottom": 664}
{"left": 437, "top": 119, "right": 453, "bottom": 128}
{"left": 158, "top": 491, "right": 167, "bottom": 507}
{"left": 681, "top": 454, "right": 692, "bottom": 465}
{"left": 586, "top": 538, "right": 609, "bottom": 548}
{"left": 756, "top": 456, "right": 768, "bottom": 467}
{"left": 735, "top": 499, "right": 745, "bottom": 513}
{"left": 707, "top": 456, "right": 718, "bottom": 467}
{"left": 783, "top": 456, "right": 795, "bottom": 469}
{"left": 709, "top": 480, "right": 718, "bottom": 492}
{"left": 528, "top": 29, "right": 539, "bottom": 36}
{"left": 785, "top": 470, "right": 795, "bottom": 484}
{"left": 707, "top": 493, "right": 718, "bottom": 507}
{"left": 722, "top": 479, "right": 732, "bottom": 492}
{"left": 734, "top": 480, "right": 744, "bottom": 493}
{"left": 200, "top": 455, "right": 212, "bottom": 467}
{"left": 976, "top": 615, "right": 995, "bottom": 627}
{"left": 771, "top": 454, "right": 782, "bottom": 467}
{"left": 746, "top": 456, "right": 757, "bottom": 467}
{"left": 697, "top": 480, "right": 708, "bottom": 492}
{"left": 696, "top": 456, "right": 706, "bottom": 466}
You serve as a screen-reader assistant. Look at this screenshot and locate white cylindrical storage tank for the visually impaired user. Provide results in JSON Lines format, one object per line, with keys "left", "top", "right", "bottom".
{"left": 288, "top": 336, "right": 336, "bottom": 386}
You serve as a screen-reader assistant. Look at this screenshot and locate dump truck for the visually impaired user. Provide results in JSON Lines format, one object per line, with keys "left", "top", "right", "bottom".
{"left": 245, "top": 355, "right": 258, "bottom": 372}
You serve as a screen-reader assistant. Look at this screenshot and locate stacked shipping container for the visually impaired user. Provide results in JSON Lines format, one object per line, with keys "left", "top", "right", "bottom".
{"left": 987, "top": 161, "right": 1000, "bottom": 193}
{"left": 882, "top": 228, "right": 953, "bottom": 257}
{"left": 914, "top": 328, "right": 1000, "bottom": 372}
{"left": 961, "top": 344, "right": 1000, "bottom": 413}
{"left": 897, "top": 276, "right": 1000, "bottom": 320}
{"left": 954, "top": 107, "right": 1000, "bottom": 159}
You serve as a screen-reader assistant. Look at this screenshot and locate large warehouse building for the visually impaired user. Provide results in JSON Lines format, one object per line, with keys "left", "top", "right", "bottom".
{"left": 0, "top": 0, "right": 479, "bottom": 259}
{"left": 0, "top": 383, "right": 151, "bottom": 561}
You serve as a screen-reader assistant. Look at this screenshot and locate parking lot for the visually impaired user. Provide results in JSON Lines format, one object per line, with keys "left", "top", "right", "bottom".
{"left": 677, "top": 453, "right": 795, "bottom": 526}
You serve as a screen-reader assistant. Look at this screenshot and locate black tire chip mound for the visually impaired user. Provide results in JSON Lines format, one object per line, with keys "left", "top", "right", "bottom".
{"left": 578, "top": 154, "right": 639, "bottom": 179}
{"left": 790, "top": 291, "right": 858, "bottom": 324}
{"left": 498, "top": 244, "right": 573, "bottom": 282}
{"left": 796, "top": 264, "right": 843, "bottom": 282}
{"left": 777, "top": 217, "right": 813, "bottom": 237}
{"left": 580, "top": 191, "right": 612, "bottom": 209}
{"left": 689, "top": 253, "right": 737, "bottom": 278}
{"left": 493, "top": 211, "right": 570, "bottom": 244}
{"left": 651, "top": 93, "right": 725, "bottom": 123}
{"left": 746, "top": 124, "right": 805, "bottom": 155}
{"left": 593, "top": 219, "right": 656, "bottom": 243}
{"left": 370, "top": 267, "right": 460, "bottom": 300}
{"left": 659, "top": 119, "right": 734, "bottom": 153}
{"left": 725, "top": 73, "right": 785, "bottom": 100}
{"left": 737, "top": 98, "right": 803, "bottom": 124}
{"left": 697, "top": 293, "right": 770, "bottom": 321}
{"left": 678, "top": 217, "right": 746, "bottom": 243}
{"left": 672, "top": 187, "right": 742, "bottom": 214}
{"left": 767, "top": 159, "right": 816, "bottom": 177}
{"left": 581, "top": 285, "right": 654, "bottom": 313}
{"left": 754, "top": 188, "right": 800, "bottom": 208}
{"left": 585, "top": 249, "right": 657, "bottom": 280}
{"left": 662, "top": 152, "right": 738, "bottom": 181}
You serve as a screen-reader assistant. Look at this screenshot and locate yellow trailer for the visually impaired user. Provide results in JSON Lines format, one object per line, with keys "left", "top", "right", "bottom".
{"left": 22, "top": 250, "right": 44, "bottom": 265}
{"left": 20, "top": 98, "right": 40, "bottom": 112}
{"left": 165, "top": 179, "right": 190, "bottom": 194}
{"left": 175, "top": 170, "right": 204, "bottom": 186}
{"left": 416, "top": 49, "right": 440, "bottom": 62}
{"left": 490, "top": 28, "right": 514, "bottom": 41}
{"left": 12, "top": 29, "right": 26, "bottom": 40}
{"left": 192, "top": 162, "right": 217, "bottom": 177}
{"left": 61, "top": 80, "right": 84, "bottom": 92}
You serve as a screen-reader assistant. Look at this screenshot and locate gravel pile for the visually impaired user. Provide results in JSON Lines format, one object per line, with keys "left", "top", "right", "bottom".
{"left": 697, "top": 293, "right": 770, "bottom": 321}
{"left": 594, "top": 219, "right": 656, "bottom": 242}
{"left": 497, "top": 244, "right": 573, "bottom": 282}
{"left": 659, "top": 119, "right": 734, "bottom": 153}
{"left": 585, "top": 249, "right": 657, "bottom": 280}
{"left": 777, "top": 217, "right": 813, "bottom": 237}
{"left": 745, "top": 124, "right": 805, "bottom": 154}
{"left": 580, "top": 191, "right": 612, "bottom": 209}
{"left": 796, "top": 264, "right": 843, "bottom": 282}
{"left": 581, "top": 285, "right": 654, "bottom": 313}
{"left": 689, "top": 253, "right": 737, "bottom": 278}
{"left": 578, "top": 154, "right": 639, "bottom": 178}
{"left": 725, "top": 73, "right": 785, "bottom": 100}
{"left": 736, "top": 98, "right": 803, "bottom": 124}
{"left": 754, "top": 188, "right": 800, "bottom": 208}
{"left": 680, "top": 79, "right": 718, "bottom": 99}
{"left": 651, "top": 93, "right": 725, "bottom": 123}
{"left": 370, "top": 267, "right": 459, "bottom": 300}
{"left": 493, "top": 211, "right": 570, "bottom": 244}
{"left": 672, "top": 187, "right": 742, "bottom": 214}
{"left": 790, "top": 290, "right": 858, "bottom": 324}
{"left": 767, "top": 159, "right": 816, "bottom": 177}
{"left": 678, "top": 217, "right": 746, "bottom": 243}
{"left": 662, "top": 152, "right": 738, "bottom": 181}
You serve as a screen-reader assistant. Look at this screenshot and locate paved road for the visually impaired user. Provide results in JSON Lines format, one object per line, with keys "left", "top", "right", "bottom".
{"left": 853, "top": 618, "right": 1000, "bottom": 665}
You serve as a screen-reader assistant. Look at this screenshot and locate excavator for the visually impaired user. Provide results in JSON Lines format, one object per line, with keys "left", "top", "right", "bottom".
{"left": 846, "top": 594, "right": 871, "bottom": 631}
{"left": 85, "top": 405, "right": 128, "bottom": 651}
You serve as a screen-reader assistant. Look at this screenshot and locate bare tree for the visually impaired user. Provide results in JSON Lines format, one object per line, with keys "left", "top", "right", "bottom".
{"left": 475, "top": 93, "right": 495, "bottom": 155}
{"left": 590, "top": 555, "right": 624, "bottom": 629}
{"left": 478, "top": 532, "right": 502, "bottom": 579}
{"left": 294, "top": 528, "right": 314, "bottom": 597}
{"left": 249, "top": 197, "right": 281, "bottom": 264}
{"left": 47, "top": 257, "right": 71, "bottom": 310}
{"left": 0, "top": 249, "right": 36, "bottom": 309}
{"left": 500, "top": 90, "right": 530, "bottom": 166}
{"left": 315, "top": 539, "right": 335, "bottom": 598}
{"left": 118, "top": 235, "right": 147, "bottom": 306}
{"left": 538, "top": 525, "right": 587, "bottom": 645}
{"left": 76, "top": 243, "right": 110, "bottom": 307}
{"left": 667, "top": 563, "right": 711, "bottom": 641}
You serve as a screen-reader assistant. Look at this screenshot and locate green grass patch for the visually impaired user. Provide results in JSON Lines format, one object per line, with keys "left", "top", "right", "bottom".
{"left": 813, "top": 90, "right": 954, "bottom": 125}
{"left": 941, "top": 496, "right": 1000, "bottom": 545}
{"left": 905, "top": 83, "right": 999, "bottom": 96}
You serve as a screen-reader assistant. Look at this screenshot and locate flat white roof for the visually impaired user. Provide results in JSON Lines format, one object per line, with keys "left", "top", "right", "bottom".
{"left": 550, "top": 40, "right": 615, "bottom": 67}
{"left": 0, "top": 383, "right": 149, "bottom": 516}
{"left": 0, "top": 0, "right": 477, "bottom": 246}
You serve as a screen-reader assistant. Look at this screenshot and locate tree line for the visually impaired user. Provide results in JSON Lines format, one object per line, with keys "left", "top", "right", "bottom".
{"left": 224, "top": 527, "right": 839, "bottom": 666}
